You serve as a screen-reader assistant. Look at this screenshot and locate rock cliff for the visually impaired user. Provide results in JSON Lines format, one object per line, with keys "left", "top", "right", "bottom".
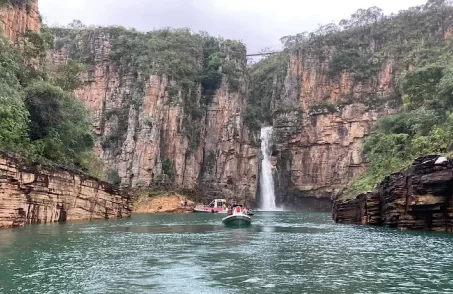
{"left": 50, "top": 28, "right": 259, "bottom": 205}
{"left": 333, "top": 155, "right": 453, "bottom": 232}
{"left": 269, "top": 5, "right": 453, "bottom": 210}
{"left": 0, "top": 154, "right": 131, "bottom": 229}
{"left": 272, "top": 54, "right": 397, "bottom": 211}
{"left": 0, "top": 0, "right": 40, "bottom": 43}
{"left": 40, "top": 2, "right": 453, "bottom": 210}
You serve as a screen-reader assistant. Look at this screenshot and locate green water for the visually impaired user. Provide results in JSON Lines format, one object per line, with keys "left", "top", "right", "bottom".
{"left": 1, "top": 212, "right": 453, "bottom": 293}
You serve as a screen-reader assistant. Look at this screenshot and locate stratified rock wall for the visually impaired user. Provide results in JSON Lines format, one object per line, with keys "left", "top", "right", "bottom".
{"left": 51, "top": 30, "right": 259, "bottom": 205}
{"left": 333, "top": 155, "right": 453, "bottom": 233}
{"left": 273, "top": 51, "right": 397, "bottom": 210}
{"left": 0, "top": 154, "right": 131, "bottom": 229}
{"left": 0, "top": 0, "right": 40, "bottom": 42}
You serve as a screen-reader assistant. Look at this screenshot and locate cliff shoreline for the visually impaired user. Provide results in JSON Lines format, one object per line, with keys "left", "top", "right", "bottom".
{"left": 333, "top": 155, "right": 453, "bottom": 232}
{"left": 0, "top": 154, "right": 131, "bottom": 229}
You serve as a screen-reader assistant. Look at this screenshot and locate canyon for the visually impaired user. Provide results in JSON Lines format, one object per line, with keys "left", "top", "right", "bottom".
{"left": 48, "top": 3, "right": 453, "bottom": 210}
{"left": 2, "top": 0, "right": 453, "bottom": 213}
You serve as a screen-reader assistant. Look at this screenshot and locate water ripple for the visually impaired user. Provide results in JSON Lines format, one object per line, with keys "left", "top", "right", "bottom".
{"left": 1, "top": 212, "right": 453, "bottom": 293}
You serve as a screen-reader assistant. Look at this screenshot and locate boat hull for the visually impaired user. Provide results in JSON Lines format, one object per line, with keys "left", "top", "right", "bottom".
{"left": 222, "top": 215, "right": 251, "bottom": 227}
{"left": 193, "top": 208, "right": 226, "bottom": 213}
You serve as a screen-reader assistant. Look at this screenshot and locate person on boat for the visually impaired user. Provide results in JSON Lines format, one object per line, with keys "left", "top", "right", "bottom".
{"left": 227, "top": 206, "right": 233, "bottom": 215}
{"left": 243, "top": 207, "right": 248, "bottom": 214}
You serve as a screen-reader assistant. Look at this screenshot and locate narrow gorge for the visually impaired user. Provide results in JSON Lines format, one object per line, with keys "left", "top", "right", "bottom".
{"left": 1, "top": 0, "right": 453, "bottom": 217}
{"left": 46, "top": 0, "right": 453, "bottom": 211}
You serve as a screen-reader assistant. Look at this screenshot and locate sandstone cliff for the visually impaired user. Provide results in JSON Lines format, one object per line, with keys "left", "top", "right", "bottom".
{"left": 50, "top": 28, "right": 259, "bottom": 205}
{"left": 268, "top": 5, "right": 453, "bottom": 210}
{"left": 0, "top": 0, "right": 40, "bottom": 43}
{"left": 333, "top": 155, "right": 453, "bottom": 232}
{"left": 0, "top": 154, "right": 131, "bottom": 228}
{"left": 272, "top": 54, "right": 397, "bottom": 211}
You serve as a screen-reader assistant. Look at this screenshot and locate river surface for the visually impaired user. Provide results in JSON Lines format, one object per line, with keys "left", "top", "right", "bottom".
{"left": 1, "top": 212, "right": 453, "bottom": 294}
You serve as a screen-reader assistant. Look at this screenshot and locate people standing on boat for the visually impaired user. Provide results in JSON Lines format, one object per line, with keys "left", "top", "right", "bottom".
{"left": 243, "top": 207, "right": 248, "bottom": 214}
{"left": 227, "top": 206, "right": 233, "bottom": 215}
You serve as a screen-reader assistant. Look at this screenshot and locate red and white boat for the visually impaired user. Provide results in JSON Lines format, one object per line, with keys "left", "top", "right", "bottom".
{"left": 194, "top": 199, "right": 228, "bottom": 213}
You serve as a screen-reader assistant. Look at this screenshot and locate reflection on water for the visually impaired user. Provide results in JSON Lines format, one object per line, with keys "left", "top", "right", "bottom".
{"left": 1, "top": 212, "right": 453, "bottom": 293}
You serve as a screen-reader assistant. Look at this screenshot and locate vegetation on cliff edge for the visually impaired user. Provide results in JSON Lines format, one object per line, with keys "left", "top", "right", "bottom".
{"left": 0, "top": 27, "right": 102, "bottom": 177}
{"left": 50, "top": 24, "right": 246, "bottom": 154}
{"left": 248, "top": 0, "right": 453, "bottom": 128}
{"left": 244, "top": 0, "right": 453, "bottom": 199}
{"left": 342, "top": 61, "right": 453, "bottom": 199}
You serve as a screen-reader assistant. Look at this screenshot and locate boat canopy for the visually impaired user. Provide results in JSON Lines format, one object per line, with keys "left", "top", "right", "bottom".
{"left": 208, "top": 199, "right": 227, "bottom": 208}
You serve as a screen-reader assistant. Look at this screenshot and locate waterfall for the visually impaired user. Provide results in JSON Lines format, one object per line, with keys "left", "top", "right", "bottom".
{"left": 260, "top": 126, "right": 277, "bottom": 210}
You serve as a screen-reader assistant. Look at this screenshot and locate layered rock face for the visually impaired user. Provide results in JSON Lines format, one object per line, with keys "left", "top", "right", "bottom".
{"left": 271, "top": 6, "right": 453, "bottom": 211}
{"left": 51, "top": 30, "right": 259, "bottom": 205}
{"left": 0, "top": 154, "right": 131, "bottom": 229}
{"left": 333, "top": 155, "right": 453, "bottom": 232}
{"left": 0, "top": 0, "right": 40, "bottom": 42}
{"left": 273, "top": 54, "right": 396, "bottom": 211}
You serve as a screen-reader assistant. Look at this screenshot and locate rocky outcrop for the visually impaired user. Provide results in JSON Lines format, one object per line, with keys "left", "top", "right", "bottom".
{"left": 0, "top": 0, "right": 40, "bottom": 42}
{"left": 0, "top": 154, "right": 131, "bottom": 229}
{"left": 272, "top": 52, "right": 397, "bottom": 211}
{"left": 271, "top": 8, "right": 453, "bottom": 210}
{"left": 50, "top": 29, "right": 259, "bottom": 205}
{"left": 134, "top": 194, "right": 194, "bottom": 213}
{"left": 333, "top": 155, "right": 453, "bottom": 232}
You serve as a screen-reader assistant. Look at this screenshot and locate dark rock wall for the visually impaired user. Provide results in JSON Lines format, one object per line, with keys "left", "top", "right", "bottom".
{"left": 333, "top": 155, "right": 453, "bottom": 232}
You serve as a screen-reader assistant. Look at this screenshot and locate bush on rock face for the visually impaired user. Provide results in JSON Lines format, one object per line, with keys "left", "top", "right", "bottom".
{"left": 0, "top": 28, "right": 99, "bottom": 176}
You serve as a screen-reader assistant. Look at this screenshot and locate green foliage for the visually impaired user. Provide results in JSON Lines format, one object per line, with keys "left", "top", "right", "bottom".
{"left": 0, "top": 49, "right": 28, "bottom": 150}
{"left": 50, "top": 60, "right": 85, "bottom": 91}
{"left": 0, "top": 0, "right": 29, "bottom": 7}
{"left": 106, "top": 169, "right": 121, "bottom": 188}
{"left": 246, "top": 53, "right": 289, "bottom": 129}
{"left": 282, "top": 0, "right": 453, "bottom": 82}
{"left": 0, "top": 28, "right": 99, "bottom": 177}
{"left": 330, "top": 49, "right": 380, "bottom": 81}
{"left": 308, "top": 101, "right": 338, "bottom": 114}
{"left": 162, "top": 158, "right": 173, "bottom": 178}
{"left": 243, "top": 105, "right": 262, "bottom": 131}
{"left": 344, "top": 64, "right": 453, "bottom": 198}
{"left": 24, "top": 81, "right": 95, "bottom": 167}
{"left": 402, "top": 65, "right": 445, "bottom": 109}
{"left": 51, "top": 26, "right": 246, "bottom": 153}
{"left": 205, "top": 150, "right": 216, "bottom": 173}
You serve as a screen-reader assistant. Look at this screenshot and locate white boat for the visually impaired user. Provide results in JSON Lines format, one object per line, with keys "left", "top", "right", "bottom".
{"left": 194, "top": 199, "right": 228, "bottom": 214}
{"left": 222, "top": 205, "right": 252, "bottom": 226}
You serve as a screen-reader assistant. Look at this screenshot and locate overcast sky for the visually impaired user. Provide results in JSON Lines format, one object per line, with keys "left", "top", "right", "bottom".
{"left": 39, "top": 0, "right": 427, "bottom": 53}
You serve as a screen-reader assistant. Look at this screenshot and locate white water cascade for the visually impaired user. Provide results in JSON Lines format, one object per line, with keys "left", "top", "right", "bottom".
{"left": 260, "top": 126, "right": 277, "bottom": 210}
